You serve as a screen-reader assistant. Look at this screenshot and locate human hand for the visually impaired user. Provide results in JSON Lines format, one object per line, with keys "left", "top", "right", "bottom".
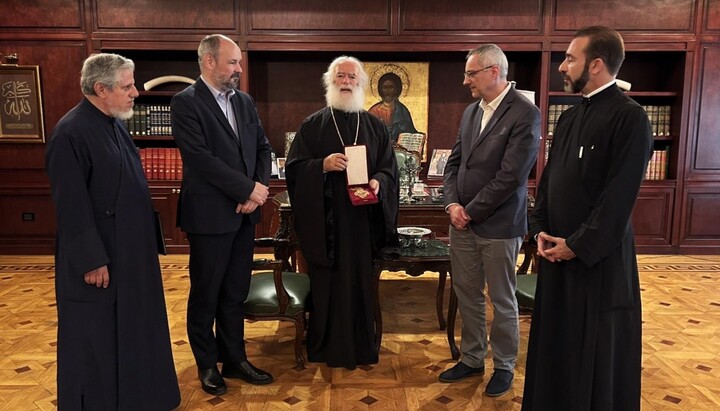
{"left": 236, "top": 200, "right": 260, "bottom": 214}
{"left": 248, "top": 182, "right": 269, "bottom": 205}
{"left": 323, "top": 153, "right": 349, "bottom": 172}
{"left": 369, "top": 179, "right": 380, "bottom": 195}
{"left": 84, "top": 265, "right": 110, "bottom": 288}
{"left": 536, "top": 232, "right": 576, "bottom": 263}
{"left": 448, "top": 204, "right": 471, "bottom": 230}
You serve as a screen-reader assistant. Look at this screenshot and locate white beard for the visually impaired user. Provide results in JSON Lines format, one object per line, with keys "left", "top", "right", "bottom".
{"left": 325, "top": 84, "right": 366, "bottom": 113}
{"left": 112, "top": 108, "right": 134, "bottom": 120}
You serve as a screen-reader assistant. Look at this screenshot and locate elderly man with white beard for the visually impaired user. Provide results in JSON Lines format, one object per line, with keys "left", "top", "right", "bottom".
{"left": 285, "top": 56, "right": 400, "bottom": 369}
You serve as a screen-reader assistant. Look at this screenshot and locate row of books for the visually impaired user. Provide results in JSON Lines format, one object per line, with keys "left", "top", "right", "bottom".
{"left": 139, "top": 148, "right": 183, "bottom": 181}
{"left": 546, "top": 104, "right": 672, "bottom": 137}
{"left": 641, "top": 105, "right": 672, "bottom": 137}
{"left": 645, "top": 149, "right": 669, "bottom": 180}
{"left": 124, "top": 104, "right": 172, "bottom": 136}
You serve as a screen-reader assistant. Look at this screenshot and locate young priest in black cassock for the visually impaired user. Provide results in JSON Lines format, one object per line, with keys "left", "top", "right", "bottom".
{"left": 522, "top": 27, "right": 653, "bottom": 410}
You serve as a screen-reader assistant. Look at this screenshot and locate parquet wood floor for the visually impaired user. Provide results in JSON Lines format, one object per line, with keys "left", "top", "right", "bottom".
{"left": 0, "top": 254, "right": 718, "bottom": 410}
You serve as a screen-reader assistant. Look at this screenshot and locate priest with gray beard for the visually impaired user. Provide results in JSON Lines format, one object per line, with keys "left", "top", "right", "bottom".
{"left": 286, "top": 56, "right": 399, "bottom": 369}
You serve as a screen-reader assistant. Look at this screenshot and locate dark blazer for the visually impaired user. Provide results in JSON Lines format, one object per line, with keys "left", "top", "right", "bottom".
{"left": 443, "top": 86, "right": 540, "bottom": 239}
{"left": 171, "top": 78, "right": 272, "bottom": 235}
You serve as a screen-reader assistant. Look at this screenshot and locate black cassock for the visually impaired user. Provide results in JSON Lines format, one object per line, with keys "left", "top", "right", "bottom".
{"left": 46, "top": 99, "right": 180, "bottom": 410}
{"left": 286, "top": 107, "right": 399, "bottom": 369}
{"left": 523, "top": 85, "right": 653, "bottom": 410}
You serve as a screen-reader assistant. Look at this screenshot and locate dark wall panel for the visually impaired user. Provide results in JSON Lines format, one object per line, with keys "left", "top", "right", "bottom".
{"left": 692, "top": 45, "right": 720, "bottom": 171}
{"left": 681, "top": 188, "right": 720, "bottom": 244}
{"left": 400, "top": 0, "right": 542, "bottom": 34}
{"left": 246, "top": 0, "right": 390, "bottom": 34}
{"left": 632, "top": 187, "right": 674, "bottom": 245}
{"left": 0, "top": 41, "right": 86, "bottom": 171}
{"left": 705, "top": 0, "right": 720, "bottom": 31}
{"left": 552, "top": 0, "right": 695, "bottom": 32}
{"left": 0, "top": 0, "right": 82, "bottom": 29}
{"left": 95, "top": 0, "right": 235, "bottom": 30}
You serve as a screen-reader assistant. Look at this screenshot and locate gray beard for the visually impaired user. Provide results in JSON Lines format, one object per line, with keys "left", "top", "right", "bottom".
{"left": 112, "top": 108, "right": 134, "bottom": 120}
{"left": 325, "top": 85, "right": 366, "bottom": 113}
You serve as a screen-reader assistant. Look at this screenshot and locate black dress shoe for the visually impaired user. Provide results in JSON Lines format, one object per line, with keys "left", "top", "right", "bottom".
{"left": 198, "top": 366, "right": 227, "bottom": 395}
{"left": 438, "top": 362, "right": 485, "bottom": 383}
{"left": 222, "top": 360, "right": 274, "bottom": 385}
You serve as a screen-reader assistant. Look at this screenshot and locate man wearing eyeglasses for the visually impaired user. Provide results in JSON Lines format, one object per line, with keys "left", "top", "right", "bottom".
{"left": 440, "top": 44, "right": 540, "bottom": 397}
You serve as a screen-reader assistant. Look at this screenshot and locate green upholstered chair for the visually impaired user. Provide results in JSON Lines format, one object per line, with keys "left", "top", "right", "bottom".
{"left": 515, "top": 193, "right": 537, "bottom": 311}
{"left": 244, "top": 238, "right": 311, "bottom": 370}
{"left": 515, "top": 274, "right": 537, "bottom": 312}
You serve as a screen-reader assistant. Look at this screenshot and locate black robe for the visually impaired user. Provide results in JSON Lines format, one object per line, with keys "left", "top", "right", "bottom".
{"left": 46, "top": 99, "right": 180, "bottom": 410}
{"left": 523, "top": 86, "right": 653, "bottom": 410}
{"left": 286, "top": 107, "right": 399, "bottom": 369}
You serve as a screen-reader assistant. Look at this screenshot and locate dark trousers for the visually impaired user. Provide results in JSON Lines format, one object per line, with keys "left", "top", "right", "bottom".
{"left": 186, "top": 219, "right": 254, "bottom": 369}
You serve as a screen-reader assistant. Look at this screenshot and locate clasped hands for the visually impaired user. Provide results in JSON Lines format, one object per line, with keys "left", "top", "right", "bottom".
{"left": 447, "top": 204, "right": 471, "bottom": 230}
{"left": 236, "top": 182, "right": 269, "bottom": 214}
{"left": 536, "top": 231, "right": 576, "bottom": 263}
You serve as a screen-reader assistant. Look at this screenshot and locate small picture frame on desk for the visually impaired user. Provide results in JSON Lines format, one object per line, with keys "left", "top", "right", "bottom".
{"left": 270, "top": 151, "right": 279, "bottom": 177}
{"left": 427, "top": 149, "right": 451, "bottom": 178}
{"left": 0, "top": 65, "right": 45, "bottom": 143}
{"left": 276, "top": 157, "right": 286, "bottom": 180}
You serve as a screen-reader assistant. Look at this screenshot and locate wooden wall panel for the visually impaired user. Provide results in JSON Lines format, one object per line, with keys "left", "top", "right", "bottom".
{"left": 705, "top": 0, "right": 720, "bottom": 31}
{"left": 95, "top": 0, "right": 235, "bottom": 30}
{"left": 552, "top": 0, "right": 695, "bottom": 33}
{"left": 691, "top": 45, "right": 720, "bottom": 173}
{"left": 248, "top": 53, "right": 330, "bottom": 155}
{"left": 0, "top": 41, "right": 86, "bottom": 171}
{"left": 0, "top": 190, "right": 55, "bottom": 254}
{"left": 632, "top": 186, "right": 674, "bottom": 246}
{"left": 679, "top": 186, "right": 720, "bottom": 249}
{"left": 400, "top": 0, "right": 542, "bottom": 34}
{"left": 0, "top": 0, "right": 82, "bottom": 29}
{"left": 246, "top": 0, "right": 390, "bottom": 34}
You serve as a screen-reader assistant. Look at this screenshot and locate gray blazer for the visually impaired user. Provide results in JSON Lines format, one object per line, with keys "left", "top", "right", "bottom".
{"left": 443, "top": 86, "right": 540, "bottom": 239}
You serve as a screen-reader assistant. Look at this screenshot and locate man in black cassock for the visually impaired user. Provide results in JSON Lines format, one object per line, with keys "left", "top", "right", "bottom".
{"left": 522, "top": 27, "right": 653, "bottom": 410}
{"left": 46, "top": 53, "right": 180, "bottom": 410}
{"left": 286, "top": 56, "right": 399, "bottom": 369}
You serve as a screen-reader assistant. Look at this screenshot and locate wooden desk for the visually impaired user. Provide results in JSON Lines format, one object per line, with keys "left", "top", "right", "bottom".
{"left": 272, "top": 192, "right": 450, "bottom": 270}
{"left": 372, "top": 239, "right": 452, "bottom": 357}
{"left": 396, "top": 197, "right": 449, "bottom": 239}
{"left": 272, "top": 194, "right": 457, "bottom": 359}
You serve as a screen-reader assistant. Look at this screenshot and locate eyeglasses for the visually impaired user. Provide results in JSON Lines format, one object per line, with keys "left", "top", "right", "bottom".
{"left": 463, "top": 65, "right": 496, "bottom": 79}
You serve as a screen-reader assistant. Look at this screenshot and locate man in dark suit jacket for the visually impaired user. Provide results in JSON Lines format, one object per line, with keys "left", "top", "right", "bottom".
{"left": 171, "top": 34, "right": 273, "bottom": 395}
{"left": 440, "top": 44, "right": 540, "bottom": 397}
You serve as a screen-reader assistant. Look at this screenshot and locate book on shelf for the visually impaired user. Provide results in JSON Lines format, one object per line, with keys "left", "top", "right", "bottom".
{"left": 138, "top": 147, "right": 183, "bottom": 181}
{"left": 125, "top": 104, "right": 173, "bottom": 136}
{"left": 644, "top": 148, "right": 669, "bottom": 181}
{"left": 546, "top": 104, "right": 571, "bottom": 137}
{"left": 641, "top": 105, "right": 672, "bottom": 138}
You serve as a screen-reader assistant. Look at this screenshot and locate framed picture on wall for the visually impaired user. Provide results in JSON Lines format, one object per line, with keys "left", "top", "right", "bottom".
{"left": 427, "top": 149, "right": 451, "bottom": 178}
{"left": 0, "top": 65, "right": 45, "bottom": 143}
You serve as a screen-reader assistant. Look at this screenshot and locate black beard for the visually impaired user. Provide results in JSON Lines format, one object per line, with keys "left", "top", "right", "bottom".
{"left": 564, "top": 61, "right": 591, "bottom": 94}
